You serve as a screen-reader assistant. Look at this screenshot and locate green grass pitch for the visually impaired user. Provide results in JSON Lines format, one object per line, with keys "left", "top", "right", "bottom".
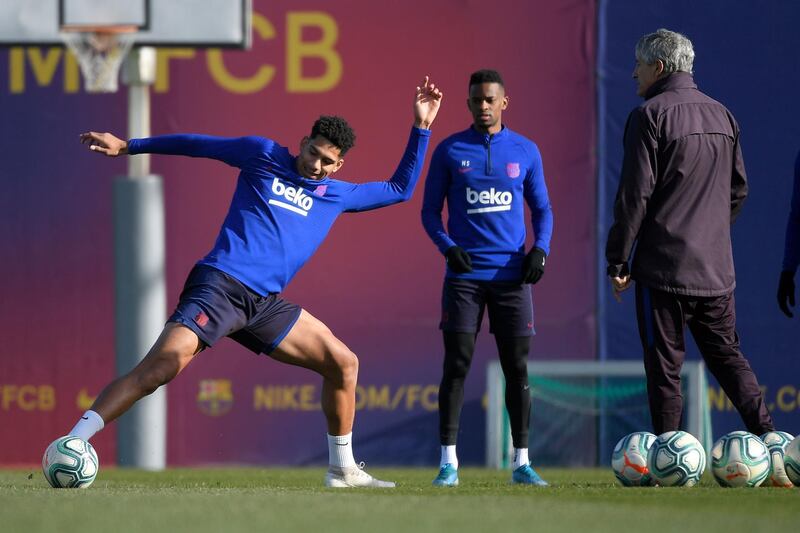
{"left": 2, "top": 467, "right": 798, "bottom": 533}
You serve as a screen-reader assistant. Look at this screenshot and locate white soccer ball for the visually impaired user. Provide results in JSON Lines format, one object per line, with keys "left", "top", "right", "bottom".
{"left": 784, "top": 434, "right": 800, "bottom": 486}
{"left": 611, "top": 431, "right": 657, "bottom": 486}
{"left": 42, "top": 435, "right": 99, "bottom": 489}
{"left": 647, "top": 431, "right": 706, "bottom": 487}
{"left": 711, "top": 431, "right": 769, "bottom": 487}
{"left": 760, "top": 431, "right": 795, "bottom": 487}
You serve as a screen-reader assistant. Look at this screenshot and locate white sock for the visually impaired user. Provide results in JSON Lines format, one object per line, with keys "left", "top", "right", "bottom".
{"left": 512, "top": 448, "right": 530, "bottom": 469}
{"left": 328, "top": 433, "right": 356, "bottom": 468}
{"left": 441, "top": 445, "right": 458, "bottom": 469}
{"left": 69, "top": 410, "right": 105, "bottom": 441}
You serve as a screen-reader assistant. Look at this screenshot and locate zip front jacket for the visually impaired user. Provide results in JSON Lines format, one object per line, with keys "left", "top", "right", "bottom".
{"left": 421, "top": 125, "right": 553, "bottom": 281}
{"left": 606, "top": 73, "right": 747, "bottom": 296}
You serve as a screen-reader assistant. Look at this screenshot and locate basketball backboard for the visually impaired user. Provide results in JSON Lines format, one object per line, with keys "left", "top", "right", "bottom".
{"left": 0, "top": 0, "right": 251, "bottom": 48}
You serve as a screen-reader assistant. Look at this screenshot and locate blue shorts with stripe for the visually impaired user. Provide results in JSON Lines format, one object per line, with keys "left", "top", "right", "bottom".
{"left": 169, "top": 265, "right": 301, "bottom": 354}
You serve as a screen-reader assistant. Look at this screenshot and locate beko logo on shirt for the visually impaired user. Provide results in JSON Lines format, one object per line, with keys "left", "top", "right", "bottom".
{"left": 270, "top": 178, "right": 314, "bottom": 216}
{"left": 465, "top": 186, "right": 512, "bottom": 214}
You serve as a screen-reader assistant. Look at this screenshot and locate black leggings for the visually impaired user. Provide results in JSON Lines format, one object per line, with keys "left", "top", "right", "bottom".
{"left": 438, "top": 332, "right": 531, "bottom": 448}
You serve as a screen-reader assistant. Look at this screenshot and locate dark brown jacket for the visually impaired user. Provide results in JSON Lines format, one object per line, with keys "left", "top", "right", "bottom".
{"left": 606, "top": 72, "right": 747, "bottom": 296}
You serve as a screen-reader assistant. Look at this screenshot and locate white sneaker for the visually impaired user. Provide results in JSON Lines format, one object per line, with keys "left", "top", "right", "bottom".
{"left": 324, "top": 462, "right": 396, "bottom": 488}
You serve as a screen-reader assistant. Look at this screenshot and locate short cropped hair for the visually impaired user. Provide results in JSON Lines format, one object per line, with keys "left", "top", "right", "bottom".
{"left": 311, "top": 115, "right": 356, "bottom": 155}
{"left": 635, "top": 28, "right": 694, "bottom": 74}
{"left": 469, "top": 69, "right": 505, "bottom": 89}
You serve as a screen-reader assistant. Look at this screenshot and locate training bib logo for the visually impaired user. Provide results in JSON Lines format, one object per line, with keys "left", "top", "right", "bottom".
{"left": 194, "top": 311, "right": 209, "bottom": 328}
{"left": 465, "top": 186, "right": 513, "bottom": 214}
{"left": 507, "top": 162, "right": 521, "bottom": 178}
{"left": 270, "top": 178, "right": 314, "bottom": 216}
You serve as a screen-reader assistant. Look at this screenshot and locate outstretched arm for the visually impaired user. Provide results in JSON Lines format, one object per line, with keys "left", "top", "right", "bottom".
{"left": 80, "top": 131, "right": 128, "bottom": 156}
{"left": 79, "top": 131, "right": 267, "bottom": 169}
{"left": 342, "top": 76, "right": 443, "bottom": 212}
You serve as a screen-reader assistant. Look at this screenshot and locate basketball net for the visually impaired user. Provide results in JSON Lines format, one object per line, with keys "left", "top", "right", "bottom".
{"left": 62, "top": 26, "right": 137, "bottom": 93}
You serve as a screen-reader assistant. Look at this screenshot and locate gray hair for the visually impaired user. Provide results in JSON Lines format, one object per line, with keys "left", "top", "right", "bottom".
{"left": 635, "top": 28, "right": 694, "bottom": 74}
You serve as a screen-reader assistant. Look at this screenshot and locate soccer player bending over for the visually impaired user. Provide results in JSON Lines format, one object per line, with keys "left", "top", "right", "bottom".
{"left": 68, "top": 77, "right": 442, "bottom": 488}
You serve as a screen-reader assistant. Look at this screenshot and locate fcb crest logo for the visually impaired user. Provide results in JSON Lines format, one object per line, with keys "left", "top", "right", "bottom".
{"left": 194, "top": 311, "right": 209, "bottom": 328}
{"left": 506, "top": 162, "right": 521, "bottom": 178}
{"left": 197, "top": 379, "right": 234, "bottom": 417}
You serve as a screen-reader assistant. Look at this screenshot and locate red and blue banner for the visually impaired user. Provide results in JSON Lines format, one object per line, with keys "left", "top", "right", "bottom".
{"left": 0, "top": 0, "right": 597, "bottom": 465}
{"left": 8, "top": 0, "right": 796, "bottom": 468}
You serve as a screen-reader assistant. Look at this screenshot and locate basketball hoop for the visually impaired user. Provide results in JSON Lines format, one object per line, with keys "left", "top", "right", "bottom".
{"left": 61, "top": 25, "right": 137, "bottom": 93}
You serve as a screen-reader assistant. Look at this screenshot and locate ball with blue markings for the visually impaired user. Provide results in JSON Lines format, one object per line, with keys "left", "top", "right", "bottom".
{"left": 42, "top": 435, "right": 99, "bottom": 489}
{"left": 711, "top": 431, "right": 769, "bottom": 487}
{"left": 783, "top": 435, "right": 800, "bottom": 486}
{"left": 647, "top": 431, "right": 706, "bottom": 487}
{"left": 760, "top": 431, "right": 795, "bottom": 487}
{"left": 611, "top": 431, "right": 657, "bottom": 486}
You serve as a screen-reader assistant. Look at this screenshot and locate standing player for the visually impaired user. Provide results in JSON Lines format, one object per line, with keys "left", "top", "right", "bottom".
{"left": 421, "top": 69, "right": 553, "bottom": 487}
{"left": 605, "top": 29, "right": 776, "bottom": 439}
{"left": 777, "top": 150, "right": 800, "bottom": 318}
{"left": 67, "top": 77, "right": 442, "bottom": 488}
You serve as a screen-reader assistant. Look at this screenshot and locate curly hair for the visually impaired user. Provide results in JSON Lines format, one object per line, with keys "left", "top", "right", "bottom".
{"left": 469, "top": 69, "right": 505, "bottom": 89}
{"left": 310, "top": 115, "right": 356, "bottom": 155}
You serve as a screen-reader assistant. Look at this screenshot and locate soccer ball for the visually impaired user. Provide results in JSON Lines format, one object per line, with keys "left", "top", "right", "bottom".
{"left": 647, "top": 431, "right": 706, "bottom": 487}
{"left": 760, "top": 431, "right": 795, "bottom": 487}
{"left": 611, "top": 431, "right": 657, "bottom": 486}
{"left": 711, "top": 431, "right": 769, "bottom": 487}
{"left": 42, "top": 436, "right": 99, "bottom": 488}
{"left": 784, "top": 435, "right": 800, "bottom": 486}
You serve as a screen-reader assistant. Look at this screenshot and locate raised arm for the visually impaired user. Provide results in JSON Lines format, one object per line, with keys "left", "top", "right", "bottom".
{"left": 414, "top": 75, "right": 443, "bottom": 130}
{"left": 342, "top": 77, "right": 443, "bottom": 212}
{"left": 79, "top": 131, "right": 266, "bottom": 169}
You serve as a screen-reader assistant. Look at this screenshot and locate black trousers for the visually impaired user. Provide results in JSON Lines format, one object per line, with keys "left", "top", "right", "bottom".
{"left": 634, "top": 283, "right": 773, "bottom": 435}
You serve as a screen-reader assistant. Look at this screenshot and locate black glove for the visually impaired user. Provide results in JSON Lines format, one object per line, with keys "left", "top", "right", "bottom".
{"left": 522, "top": 247, "right": 547, "bottom": 284}
{"left": 445, "top": 246, "right": 473, "bottom": 273}
{"left": 777, "top": 270, "right": 795, "bottom": 318}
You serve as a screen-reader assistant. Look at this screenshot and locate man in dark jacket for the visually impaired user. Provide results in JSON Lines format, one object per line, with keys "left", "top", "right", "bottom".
{"left": 605, "top": 29, "right": 775, "bottom": 439}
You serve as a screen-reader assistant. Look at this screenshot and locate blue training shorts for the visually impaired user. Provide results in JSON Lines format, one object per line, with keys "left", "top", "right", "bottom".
{"left": 440, "top": 277, "right": 535, "bottom": 336}
{"left": 169, "top": 265, "right": 302, "bottom": 354}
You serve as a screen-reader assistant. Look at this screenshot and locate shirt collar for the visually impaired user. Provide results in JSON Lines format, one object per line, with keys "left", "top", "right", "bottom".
{"left": 645, "top": 72, "right": 698, "bottom": 99}
{"left": 468, "top": 124, "right": 509, "bottom": 143}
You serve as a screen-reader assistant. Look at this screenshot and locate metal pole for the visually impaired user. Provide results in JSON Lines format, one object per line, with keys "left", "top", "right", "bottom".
{"left": 114, "top": 46, "right": 166, "bottom": 470}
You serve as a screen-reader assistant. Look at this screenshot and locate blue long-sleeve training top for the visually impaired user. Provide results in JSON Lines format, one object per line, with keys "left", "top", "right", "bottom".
{"left": 128, "top": 127, "right": 431, "bottom": 295}
{"left": 420, "top": 125, "right": 553, "bottom": 281}
{"left": 783, "top": 150, "right": 800, "bottom": 273}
